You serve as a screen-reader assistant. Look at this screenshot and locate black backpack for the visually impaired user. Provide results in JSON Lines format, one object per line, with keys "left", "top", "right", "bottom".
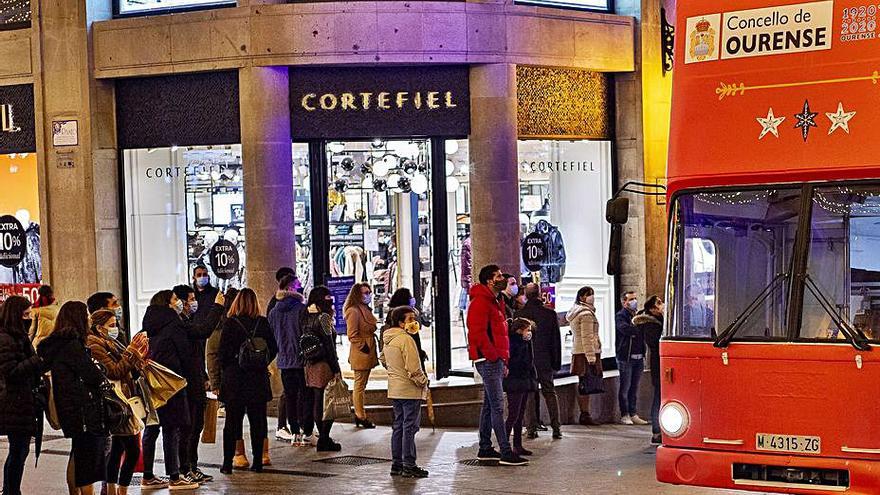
{"left": 234, "top": 318, "right": 270, "bottom": 372}
{"left": 299, "top": 314, "right": 326, "bottom": 363}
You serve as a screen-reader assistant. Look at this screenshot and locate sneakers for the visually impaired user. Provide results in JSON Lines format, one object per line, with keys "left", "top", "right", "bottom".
{"left": 181, "top": 472, "right": 202, "bottom": 485}
{"left": 140, "top": 476, "right": 169, "bottom": 490}
{"left": 631, "top": 415, "right": 649, "bottom": 426}
{"left": 513, "top": 447, "right": 533, "bottom": 456}
{"left": 292, "top": 433, "right": 303, "bottom": 446}
{"left": 190, "top": 468, "right": 213, "bottom": 483}
{"left": 499, "top": 454, "right": 530, "bottom": 466}
{"left": 401, "top": 465, "right": 429, "bottom": 478}
{"left": 168, "top": 478, "right": 199, "bottom": 491}
{"left": 232, "top": 454, "right": 249, "bottom": 469}
{"left": 536, "top": 423, "right": 549, "bottom": 432}
{"left": 620, "top": 415, "right": 634, "bottom": 425}
{"left": 299, "top": 433, "right": 314, "bottom": 447}
{"left": 552, "top": 428, "right": 563, "bottom": 439}
{"left": 476, "top": 448, "right": 502, "bottom": 461}
{"left": 651, "top": 433, "right": 662, "bottom": 445}
{"left": 276, "top": 427, "right": 294, "bottom": 442}
{"left": 390, "top": 464, "right": 404, "bottom": 476}
{"left": 525, "top": 429, "right": 539, "bottom": 439}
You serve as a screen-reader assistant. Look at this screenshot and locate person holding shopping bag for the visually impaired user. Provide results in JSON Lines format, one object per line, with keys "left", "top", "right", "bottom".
{"left": 381, "top": 306, "right": 429, "bottom": 478}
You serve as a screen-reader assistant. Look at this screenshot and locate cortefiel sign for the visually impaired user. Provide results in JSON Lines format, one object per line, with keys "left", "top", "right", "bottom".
{"left": 290, "top": 66, "right": 470, "bottom": 139}
{"left": 685, "top": 0, "right": 833, "bottom": 63}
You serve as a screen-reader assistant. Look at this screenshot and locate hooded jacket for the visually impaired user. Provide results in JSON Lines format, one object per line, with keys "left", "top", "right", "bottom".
{"left": 381, "top": 326, "right": 428, "bottom": 400}
{"left": 568, "top": 302, "right": 601, "bottom": 362}
{"left": 268, "top": 291, "right": 306, "bottom": 369}
{"left": 29, "top": 302, "right": 59, "bottom": 348}
{"left": 142, "top": 305, "right": 193, "bottom": 427}
{"left": 466, "top": 284, "right": 509, "bottom": 363}
{"left": 0, "top": 328, "right": 43, "bottom": 435}
{"left": 515, "top": 299, "right": 562, "bottom": 372}
{"left": 37, "top": 332, "right": 107, "bottom": 437}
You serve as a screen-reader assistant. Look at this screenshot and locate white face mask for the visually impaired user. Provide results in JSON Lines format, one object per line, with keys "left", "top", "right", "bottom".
{"left": 362, "top": 293, "right": 372, "bottom": 306}
{"left": 508, "top": 284, "right": 519, "bottom": 296}
{"left": 196, "top": 276, "right": 210, "bottom": 288}
{"left": 189, "top": 301, "right": 199, "bottom": 315}
{"left": 173, "top": 300, "right": 184, "bottom": 314}
{"left": 522, "top": 331, "right": 533, "bottom": 342}
{"left": 408, "top": 297, "right": 417, "bottom": 308}
{"left": 106, "top": 326, "right": 119, "bottom": 340}
{"left": 627, "top": 299, "right": 639, "bottom": 311}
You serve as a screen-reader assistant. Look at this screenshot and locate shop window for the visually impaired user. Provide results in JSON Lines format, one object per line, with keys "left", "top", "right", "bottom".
{"left": 292, "top": 143, "right": 313, "bottom": 292}
{"left": 0, "top": 152, "right": 41, "bottom": 301}
{"left": 445, "top": 139, "right": 472, "bottom": 372}
{"left": 515, "top": 0, "right": 611, "bottom": 12}
{"left": 517, "top": 140, "right": 614, "bottom": 362}
{"left": 115, "top": 0, "right": 234, "bottom": 16}
{"left": 0, "top": 0, "right": 30, "bottom": 30}
{"left": 123, "top": 145, "right": 245, "bottom": 327}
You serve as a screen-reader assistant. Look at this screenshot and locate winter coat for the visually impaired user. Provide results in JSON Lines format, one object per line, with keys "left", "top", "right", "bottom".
{"left": 29, "top": 302, "right": 59, "bottom": 347}
{"left": 503, "top": 330, "right": 538, "bottom": 393}
{"left": 502, "top": 294, "right": 523, "bottom": 320}
{"left": 382, "top": 309, "right": 427, "bottom": 372}
{"left": 192, "top": 284, "right": 220, "bottom": 323}
{"left": 635, "top": 312, "right": 663, "bottom": 388}
{"left": 142, "top": 306, "right": 193, "bottom": 427}
{"left": 205, "top": 316, "right": 224, "bottom": 392}
{"left": 0, "top": 329, "right": 43, "bottom": 435}
{"left": 534, "top": 220, "right": 566, "bottom": 283}
{"left": 345, "top": 304, "right": 379, "bottom": 371}
{"left": 380, "top": 326, "right": 428, "bottom": 400}
{"left": 568, "top": 302, "right": 601, "bottom": 363}
{"left": 466, "top": 284, "right": 509, "bottom": 363}
{"left": 515, "top": 299, "right": 561, "bottom": 372}
{"left": 269, "top": 291, "right": 306, "bottom": 370}
{"left": 300, "top": 306, "right": 341, "bottom": 375}
{"left": 37, "top": 332, "right": 107, "bottom": 438}
{"left": 86, "top": 332, "right": 141, "bottom": 400}
{"left": 218, "top": 315, "right": 278, "bottom": 405}
{"left": 179, "top": 303, "right": 224, "bottom": 404}
{"left": 615, "top": 308, "right": 645, "bottom": 361}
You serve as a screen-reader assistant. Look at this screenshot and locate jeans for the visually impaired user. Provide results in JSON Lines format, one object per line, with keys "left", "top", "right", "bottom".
{"left": 161, "top": 426, "right": 182, "bottom": 480}
{"left": 475, "top": 359, "right": 511, "bottom": 455}
{"left": 222, "top": 402, "right": 268, "bottom": 470}
{"left": 3, "top": 433, "right": 30, "bottom": 495}
{"left": 281, "top": 368, "right": 314, "bottom": 435}
{"left": 525, "top": 368, "right": 560, "bottom": 431}
{"left": 617, "top": 357, "right": 644, "bottom": 417}
{"left": 504, "top": 392, "right": 529, "bottom": 450}
{"left": 391, "top": 399, "right": 422, "bottom": 468}
{"left": 352, "top": 369, "right": 371, "bottom": 420}
{"left": 180, "top": 397, "right": 205, "bottom": 473}
{"left": 106, "top": 435, "right": 140, "bottom": 486}
{"left": 141, "top": 425, "right": 160, "bottom": 479}
{"left": 652, "top": 381, "right": 661, "bottom": 435}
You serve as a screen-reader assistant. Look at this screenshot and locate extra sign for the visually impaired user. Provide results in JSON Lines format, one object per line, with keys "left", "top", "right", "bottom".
{"left": 685, "top": 1, "right": 833, "bottom": 63}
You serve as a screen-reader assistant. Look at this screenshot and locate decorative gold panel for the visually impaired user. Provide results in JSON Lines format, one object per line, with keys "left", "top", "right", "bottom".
{"left": 516, "top": 66, "right": 610, "bottom": 139}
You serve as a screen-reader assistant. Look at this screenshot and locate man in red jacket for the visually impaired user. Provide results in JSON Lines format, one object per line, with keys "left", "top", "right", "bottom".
{"left": 467, "top": 265, "right": 528, "bottom": 466}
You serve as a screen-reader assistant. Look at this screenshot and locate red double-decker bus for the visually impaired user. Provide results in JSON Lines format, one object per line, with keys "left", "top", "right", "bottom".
{"left": 656, "top": 0, "right": 880, "bottom": 493}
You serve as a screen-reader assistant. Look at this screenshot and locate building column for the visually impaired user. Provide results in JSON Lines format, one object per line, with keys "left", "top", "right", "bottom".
{"left": 239, "top": 66, "right": 294, "bottom": 305}
{"left": 468, "top": 63, "right": 521, "bottom": 279}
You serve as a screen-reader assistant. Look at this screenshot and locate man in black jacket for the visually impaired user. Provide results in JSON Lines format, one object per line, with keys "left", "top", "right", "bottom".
{"left": 515, "top": 283, "right": 562, "bottom": 439}
{"left": 192, "top": 265, "right": 220, "bottom": 323}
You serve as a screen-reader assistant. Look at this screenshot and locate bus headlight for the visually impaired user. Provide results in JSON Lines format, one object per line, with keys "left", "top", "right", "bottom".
{"left": 659, "top": 401, "right": 689, "bottom": 438}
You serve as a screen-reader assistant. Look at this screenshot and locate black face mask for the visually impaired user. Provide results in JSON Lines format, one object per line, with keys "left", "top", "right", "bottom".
{"left": 492, "top": 280, "right": 508, "bottom": 292}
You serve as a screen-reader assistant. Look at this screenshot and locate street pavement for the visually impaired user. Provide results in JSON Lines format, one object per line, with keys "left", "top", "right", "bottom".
{"left": 7, "top": 421, "right": 759, "bottom": 494}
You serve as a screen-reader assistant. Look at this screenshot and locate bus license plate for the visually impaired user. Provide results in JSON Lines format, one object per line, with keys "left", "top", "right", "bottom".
{"left": 756, "top": 433, "right": 821, "bottom": 454}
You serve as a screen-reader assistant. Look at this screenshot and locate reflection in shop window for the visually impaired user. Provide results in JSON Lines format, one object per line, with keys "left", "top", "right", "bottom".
{"left": 123, "top": 145, "right": 246, "bottom": 328}
{"left": 445, "top": 139, "right": 472, "bottom": 373}
{"left": 681, "top": 238, "right": 716, "bottom": 338}
{"left": 516, "top": 140, "right": 614, "bottom": 363}
{"left": 115, "top": 0, "right": 234, "bottom": 16}
{"left": 0, "top": 152, "right": 41, "bottom": 301}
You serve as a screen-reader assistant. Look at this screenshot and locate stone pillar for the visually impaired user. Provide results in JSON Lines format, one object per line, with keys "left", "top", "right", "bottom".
{"left": 468, "top": 63, "right": 521, "bottom": 279}
{"left": 33, "top": 0, "right": 118, "bottom": 301}
{"left": 239, "top": 66, "right": 294, "bottom": 305}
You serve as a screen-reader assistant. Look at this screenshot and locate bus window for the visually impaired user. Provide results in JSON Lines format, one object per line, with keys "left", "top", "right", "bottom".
{"left": 669, "top": 188, "right": 802, "bottom": 340}
{"left": 801, "top": 186, "right": 880, "bottom": 341}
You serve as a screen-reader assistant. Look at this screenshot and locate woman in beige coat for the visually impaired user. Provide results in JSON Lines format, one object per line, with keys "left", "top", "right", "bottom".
{"left": 344, "top": 283, "right": 379, "bottom": 428}
{"left": 567, "top": 286, "right": 601, "bottom": 426}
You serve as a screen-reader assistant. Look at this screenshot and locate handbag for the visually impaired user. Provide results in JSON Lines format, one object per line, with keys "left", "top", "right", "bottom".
{"left": 305, "top": 361, "right": 334, "bottom": 389}
{"left": 322, "top": 376, "right": 352, "bottom": 421}
{"left": 101, "top": 381, "right": 134, "bottom": 435}
{"left": 141, "top": 361, "right": 187, "bottom": 409}
{"left": 578, "top": 359, "right": 605, "bottom": 395}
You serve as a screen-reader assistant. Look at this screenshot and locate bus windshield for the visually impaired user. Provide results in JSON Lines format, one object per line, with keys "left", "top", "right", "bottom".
{"left": 668, "top": 188, "right": 803, "bottom": 340}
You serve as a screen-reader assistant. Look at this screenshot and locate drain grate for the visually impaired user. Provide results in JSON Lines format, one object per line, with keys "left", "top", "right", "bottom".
{"left": 314, "top": 455, "right": 391, "bottom": 466}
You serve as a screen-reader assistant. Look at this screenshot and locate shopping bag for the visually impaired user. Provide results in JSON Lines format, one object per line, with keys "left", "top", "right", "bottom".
{"left": 268, "top": 359, "right": 284, "bottom": 398}
{"left": 45, "top": 373, "right": 61, "bottom": 430}
{"left": 322, "top": 376, "right": 352, "bottom": 421}
{"left": 201, "top": 397, "right": 219, "bottom": 444}
{"left": 136, "top": 376, "right": 159, "bottom": 426}
{"left": 142, "top": 361, "right": 187, "bottom": 409}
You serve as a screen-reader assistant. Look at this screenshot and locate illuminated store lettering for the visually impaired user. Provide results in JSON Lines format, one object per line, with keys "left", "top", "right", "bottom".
{"left": 301, "top": 91, "right": 459, "bottom": 112}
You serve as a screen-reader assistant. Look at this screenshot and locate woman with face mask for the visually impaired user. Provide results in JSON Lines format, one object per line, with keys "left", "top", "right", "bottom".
{"left": 567, "top": 286, "right": 602, "bottom": 426}
{"left": 343, "top": 283, "right": 379, "bottom": 429}
{"left": 86, "top": 310, "right": 145, "bottom": 495}
{"left": 300, "top": 286, "right": 342, "bottom": 451}
{"left": 500, "top": 274, "right": 523, "bottom": 319}
{"left": 503, "top": 318, "right": 538, "bottom": 457}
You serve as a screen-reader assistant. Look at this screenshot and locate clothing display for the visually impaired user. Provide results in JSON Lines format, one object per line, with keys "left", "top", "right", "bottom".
{"left": 531, "top": 220, "right": 566, "bottom": 283}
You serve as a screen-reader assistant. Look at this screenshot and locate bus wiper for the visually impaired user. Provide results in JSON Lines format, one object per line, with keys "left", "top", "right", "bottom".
{"left": 714, "top": 272, "right": 788, "bottom": 348}
{"left": 803, "top": 274, "right": 871, "bottom": 351}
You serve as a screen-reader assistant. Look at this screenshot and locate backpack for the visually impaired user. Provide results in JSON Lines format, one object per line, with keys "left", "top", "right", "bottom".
{"left": 234, "top": 318, "right": 270, "bottom": 372}
{"left": 299, "top": 314, "right": 326, "bottom": 363}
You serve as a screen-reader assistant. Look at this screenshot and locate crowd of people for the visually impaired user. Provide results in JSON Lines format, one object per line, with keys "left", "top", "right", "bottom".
{"left": 0, "top": 262, "right": 663, "bottom": 492}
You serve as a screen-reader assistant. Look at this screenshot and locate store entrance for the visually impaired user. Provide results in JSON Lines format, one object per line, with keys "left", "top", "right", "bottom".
{"left": 311, "top": 138, "right": 453, "bottom": 378}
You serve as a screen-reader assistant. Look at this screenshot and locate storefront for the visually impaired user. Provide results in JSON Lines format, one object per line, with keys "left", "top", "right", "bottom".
{"left": 0, "top": 83, "right": 41, "bottom": 302}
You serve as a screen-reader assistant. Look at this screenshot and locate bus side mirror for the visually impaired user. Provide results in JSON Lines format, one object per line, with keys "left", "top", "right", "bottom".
{"left": 607, "top": 223, "right": 622, "bottom": 275}
{"left": 606, "top": 197, "right": 630, "bottom": 225}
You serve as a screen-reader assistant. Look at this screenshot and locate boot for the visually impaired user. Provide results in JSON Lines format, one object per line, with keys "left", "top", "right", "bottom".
{"left": 233, "top": 439, "right": 249, "bottom": 468}
{"left": 262, "top": 437, "right": 271, "bottom": 466}
{"left": 577, "top": 396, "right": 597, "bottom": 426}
